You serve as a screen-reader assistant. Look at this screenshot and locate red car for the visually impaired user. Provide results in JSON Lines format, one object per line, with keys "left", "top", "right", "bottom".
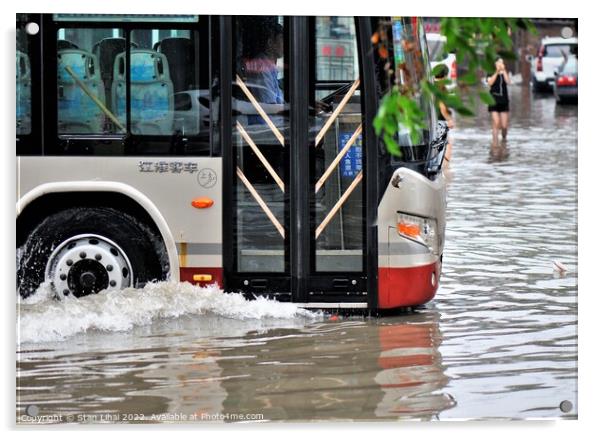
{"left": 553, "top": 56, "right": 578, "bottom": 104}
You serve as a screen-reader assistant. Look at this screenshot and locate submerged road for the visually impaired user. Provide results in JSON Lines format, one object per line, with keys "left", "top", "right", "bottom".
{"left": 16, "top": 85, "right": 577, "bottom": 422}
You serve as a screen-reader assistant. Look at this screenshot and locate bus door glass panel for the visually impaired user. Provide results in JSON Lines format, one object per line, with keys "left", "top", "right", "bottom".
{"left": 232, "top": 16, "right": 289, "bottom": 273}
{"left": 127, "top": 25, "right": 209, "bottom": 154}
{"left": 57, "top": 28, "right": 123, "bottom": 135}
{"left": 311, "top": 17, "right": 363, "bottom": 272}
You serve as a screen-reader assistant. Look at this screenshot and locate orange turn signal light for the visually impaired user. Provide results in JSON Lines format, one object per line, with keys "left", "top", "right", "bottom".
{"left": 191, "top": 197, "right": 214, "bottom": 209}
{"left": 397, "top": 222, "right": 420, "bottom": 237}
{"left": 193, "top": 274, "right": 213, "bottom": 282}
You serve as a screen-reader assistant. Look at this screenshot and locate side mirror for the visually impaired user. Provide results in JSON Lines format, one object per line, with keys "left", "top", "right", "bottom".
{"left": 427, "top": 121, "right": 450, "bottom": 174}
{"left": 432, "top": 121, "right": 449, "bottom": 154}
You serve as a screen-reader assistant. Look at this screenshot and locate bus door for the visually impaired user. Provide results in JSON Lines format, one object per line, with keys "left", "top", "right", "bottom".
{"left": 305, "top": 16, "right": 368, "bottom": 305}
{"left": 224, "top": 16, "right": 373, "bottom": 306}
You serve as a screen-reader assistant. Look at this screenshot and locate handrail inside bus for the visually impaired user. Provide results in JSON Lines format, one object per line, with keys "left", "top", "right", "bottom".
{"left": 63, "top": 65, "right": 126, "bottom": 133}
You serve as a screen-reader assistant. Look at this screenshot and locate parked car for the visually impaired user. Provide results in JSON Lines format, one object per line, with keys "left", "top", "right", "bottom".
{"left": 426, "top": 33, "right": 456, "bottom": 89}
{"left": 530, "top": 36, "right": 577, "bottom": 92}
{"left": 553, "top": 55, "right": 578, "bottom": 104}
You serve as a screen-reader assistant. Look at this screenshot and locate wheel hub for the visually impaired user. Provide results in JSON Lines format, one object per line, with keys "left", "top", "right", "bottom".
{"left": 80, "top": 271, "right": 96, "bottom": 288}
{"left": 45, "top": 234, "right": 133, "bottom": 298}
{"left": 67, "top": 259, "right": 109, "bottom": 297}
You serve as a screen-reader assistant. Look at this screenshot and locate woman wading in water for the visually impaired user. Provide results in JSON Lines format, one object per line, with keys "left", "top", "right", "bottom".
{"left": 487, "top": 57, "right": 511, "bottom": 147}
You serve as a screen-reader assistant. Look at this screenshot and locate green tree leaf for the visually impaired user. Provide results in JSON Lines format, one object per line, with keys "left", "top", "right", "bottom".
{"left": 478, "top": 91, "right": 496, "bottom": 105}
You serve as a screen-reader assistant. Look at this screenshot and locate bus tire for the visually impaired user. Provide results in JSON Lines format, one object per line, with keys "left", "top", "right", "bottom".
{"left": 17, "top": 206, "right": 167, "bottom": 299}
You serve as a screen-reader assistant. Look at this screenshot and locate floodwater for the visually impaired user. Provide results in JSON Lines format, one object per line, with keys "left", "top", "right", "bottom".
{"left": 16, "top": 86, "right": 577, "bottom": 423}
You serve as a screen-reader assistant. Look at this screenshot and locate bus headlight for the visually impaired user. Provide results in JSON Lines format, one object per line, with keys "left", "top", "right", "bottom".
{"left": 396, "top": 212, "right": 438, "bottom": 254}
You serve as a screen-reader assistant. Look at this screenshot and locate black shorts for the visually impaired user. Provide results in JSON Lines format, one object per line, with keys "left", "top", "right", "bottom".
{"left": 488, "top": 101, "right": 509, "bottom": 113}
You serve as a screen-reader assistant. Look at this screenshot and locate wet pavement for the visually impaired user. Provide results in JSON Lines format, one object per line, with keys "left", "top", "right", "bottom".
{"left": 16, "top": 85, "right": 577, "bottom": 422}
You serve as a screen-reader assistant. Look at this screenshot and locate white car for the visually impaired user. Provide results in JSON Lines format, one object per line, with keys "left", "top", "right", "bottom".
{"left": 426, "top": 33, "right": 457, "bottom": 89}
{"left": 530, "top": 36, "right": 577, "bottom": 92}
{"left": 172, "top": 89, "right": 214, "bottom": 136}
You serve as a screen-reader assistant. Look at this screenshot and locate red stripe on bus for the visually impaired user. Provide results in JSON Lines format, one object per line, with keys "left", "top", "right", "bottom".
{"left": 179, "top": 267, "right": 223, "bottom": 288}
{"left": 378, "top": 262, "right": 440, "bottom": 309}
{"left": 180, "top": 264, "right": 439, "bottom": 309}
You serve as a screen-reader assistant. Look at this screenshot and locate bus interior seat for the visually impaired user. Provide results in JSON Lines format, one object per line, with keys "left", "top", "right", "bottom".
{"left": 57, "top": 49, "right": 106, "bottom": 133}
{"left": 57, "top": 40, "right": 79, "bottom": 50}
{"left": 112, "top": 49, "right": 174, "bottom": 135}
{"left": 16, "top": 50, "right": 31, "bottom": 135}
{"left": 155, "top": 37, "right": 201, "bottom": 94}
{"left": 92, "top": 38, "right": 138, "bottom": 110}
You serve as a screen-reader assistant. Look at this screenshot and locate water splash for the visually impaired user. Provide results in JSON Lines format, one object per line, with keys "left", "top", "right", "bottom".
{"left": 17, "top": 282, "right": 320, "bottom": 344}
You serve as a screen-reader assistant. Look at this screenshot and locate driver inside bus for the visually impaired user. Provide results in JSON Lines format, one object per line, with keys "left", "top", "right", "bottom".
{"left": 244, "top": 22, "right": 284, "bottom": 105}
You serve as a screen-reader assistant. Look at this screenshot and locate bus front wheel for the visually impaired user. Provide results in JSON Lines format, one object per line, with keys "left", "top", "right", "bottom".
{"left": 17, "top": 207, "right": 168, "bottom": 299}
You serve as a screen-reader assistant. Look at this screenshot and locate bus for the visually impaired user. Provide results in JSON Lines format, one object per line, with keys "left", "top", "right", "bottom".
{"left": 16, "top": 14, "right": 448, "bottom": 311}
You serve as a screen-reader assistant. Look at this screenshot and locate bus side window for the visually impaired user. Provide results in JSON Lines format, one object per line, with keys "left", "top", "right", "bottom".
{"left": 16, "top": 46, "right": 32, "bottom": 136}
{"left": 92, "top": 37, "right": 131, "bottom": 116}
{"left": 57, "top": 28, "right": 124, "bottom": 135}
{"left": 112, "top": 49, "right": 174, "bottom": 135}
{"left": 55, "top": 24, "right": 212, "bottom": 156}
{"left": 128, "top": 28, "right": 211, "bottom": 154}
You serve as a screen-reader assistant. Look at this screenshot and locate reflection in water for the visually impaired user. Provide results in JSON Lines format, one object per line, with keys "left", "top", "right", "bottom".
{"left": 374, "top": 314, "right": 454, "bottom": 418}
{"left": 489, "top": 140, "right": 509, "bottom": 163}
{"left": 16, "top": 86, "right": 577, "bottom": 422}
{"left": 17, "top": 313, "right": 452, "bottom": 422}
{"left": 17, "top": 345, "right": 173, "bottom": 419}
{"left": 215, "top": 313, "right": 452, "bottom": 421}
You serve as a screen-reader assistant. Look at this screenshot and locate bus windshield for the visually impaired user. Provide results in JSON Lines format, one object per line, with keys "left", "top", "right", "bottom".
{"left": 389, "top": 17, "right": 436, "bottom": 156}
{"left": 427, "top": 36, "right": 448, "bottom": 62}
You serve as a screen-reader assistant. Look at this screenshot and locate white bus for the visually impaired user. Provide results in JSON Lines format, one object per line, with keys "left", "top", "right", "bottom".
{"left": 16, "top": 14, "right": 448, "bottom": 311}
